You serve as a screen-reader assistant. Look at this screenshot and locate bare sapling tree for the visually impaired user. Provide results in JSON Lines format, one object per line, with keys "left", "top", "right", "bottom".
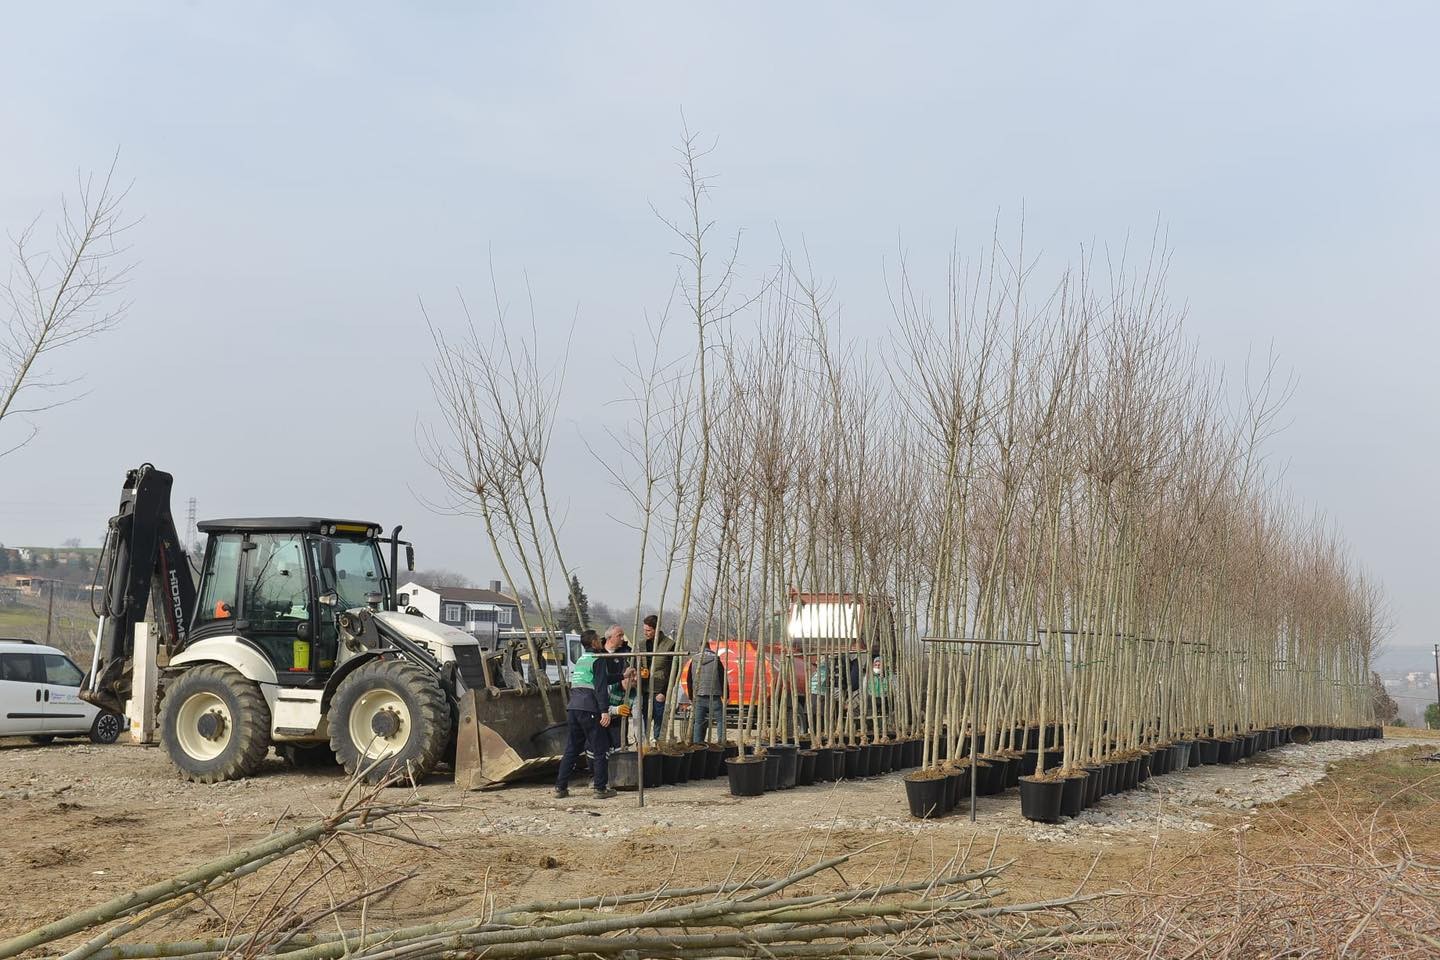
{"left": 1, "top": 157, "right": 132, "bottom": 458}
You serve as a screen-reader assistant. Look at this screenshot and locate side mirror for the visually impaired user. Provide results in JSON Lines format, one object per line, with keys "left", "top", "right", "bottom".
{"left": 406, "top": 545, "right": 415, "bottom": 571}
{"left": 319, "top": 590, "right": 340, "bottom": 607}
{"left": 297, "top": 622, "right": 313, "bottom": 641}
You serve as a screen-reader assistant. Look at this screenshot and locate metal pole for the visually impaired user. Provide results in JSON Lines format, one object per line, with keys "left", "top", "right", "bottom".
{"left": 1433, "top": 644, "right": 1439, "bottom": 729}
{"left": 44, "top": 579, "right": 55, "bottom": 644}
{"left": 969, "top": 650, "right": 979, "bottom": 822}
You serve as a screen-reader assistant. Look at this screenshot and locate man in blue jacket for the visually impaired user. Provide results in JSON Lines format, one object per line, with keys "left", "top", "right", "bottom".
{"left": 555, "top": 628, "right": 622, "bottom": 799}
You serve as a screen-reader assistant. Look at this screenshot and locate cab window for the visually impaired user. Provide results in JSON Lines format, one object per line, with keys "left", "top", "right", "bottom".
{"left": 311, "top": 537, "right": 384, "bottom": 610}
{"left": 196, "top": 534, "right": 242, "bottom": 625}
{"left": 42, "top": 653, "right": 84, "bottom": 687}
{"left": 242, "top": 534, "right": 310, "bottom": 628}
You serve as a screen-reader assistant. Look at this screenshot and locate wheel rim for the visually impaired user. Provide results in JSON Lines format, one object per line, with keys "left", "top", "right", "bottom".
{"left": 98, "top": 713, "right": 121, "bottom": 741}
{"left": 348, "top": 689, "right": 411, "bottom": 760}
{"left": 175, "top": 692, "right": 232, "bottom": 761}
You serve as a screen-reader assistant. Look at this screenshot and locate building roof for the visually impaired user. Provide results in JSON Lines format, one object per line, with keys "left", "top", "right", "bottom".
{"left": 403, "top": 581, "right": 519, "bottom": 606}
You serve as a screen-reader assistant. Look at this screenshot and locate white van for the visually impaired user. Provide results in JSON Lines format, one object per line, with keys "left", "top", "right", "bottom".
{"left": 0, "top": 639, "right": 124, "bottom": 744}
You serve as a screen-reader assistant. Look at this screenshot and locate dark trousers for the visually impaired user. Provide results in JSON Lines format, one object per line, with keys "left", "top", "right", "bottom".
{"left": 647, "top": 696, "right": 667, "bottom": 740}
{"left": 556, "top": 709, "right": 609, "bottom": 790}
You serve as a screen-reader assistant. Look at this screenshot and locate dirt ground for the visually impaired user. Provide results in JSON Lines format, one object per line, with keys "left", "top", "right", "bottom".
{"left": 1, "top": 733, "right": 1436, "bottom": 946}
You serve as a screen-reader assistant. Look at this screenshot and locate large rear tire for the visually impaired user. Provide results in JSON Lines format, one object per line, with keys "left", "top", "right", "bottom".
{"left": 329, "top": 659, "right": 450, "bottom": 784}
{"left": 160, "top": 664, "right": 271, "bottom": 782}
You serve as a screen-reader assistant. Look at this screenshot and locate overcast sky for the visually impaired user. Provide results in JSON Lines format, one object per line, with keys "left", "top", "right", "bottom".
{"left": 2, "top": 3, "right": 1435, "bottom": 672}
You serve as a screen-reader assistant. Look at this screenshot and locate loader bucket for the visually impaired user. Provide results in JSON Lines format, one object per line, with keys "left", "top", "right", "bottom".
{"left": 455, "top": 687, "right": 569, "bottom": 789}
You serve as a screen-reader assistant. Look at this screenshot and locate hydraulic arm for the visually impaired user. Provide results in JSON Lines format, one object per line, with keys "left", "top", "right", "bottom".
{"left": 82, "top": 464, "right": 196, "bottom": 714}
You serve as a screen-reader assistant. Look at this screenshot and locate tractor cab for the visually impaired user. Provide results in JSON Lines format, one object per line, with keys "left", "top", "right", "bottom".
{"left": 192, "top": 518, "right": 392, "bottom": 682}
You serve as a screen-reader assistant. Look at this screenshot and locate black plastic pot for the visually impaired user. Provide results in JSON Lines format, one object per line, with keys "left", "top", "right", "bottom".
{"left": 1126, "top": 757, "right": 1141, "bottom": 789}
{"left": 1081, "top": 765, "right": 1103, "bottom": 806}
{"left": 812, "top": 747, "right": 834, "bottom": 782}
{"left": 659, "top": 752, "right": 685, "bottom": 784}
{"left": 1198, "top": 739, "right": 1220, "bottom": 764}
{"left": 1060, "top": 772, "right": 1088, "bottom": 818}
{"left": 977, "top": 760, "right": 1005, "bottom": 796}
{"left": 939, "top": 769, "right": 958, "bottom": 812}
{"left": 762, "top": 752, "right": 780, "bottom": 791}
{"left": 771, "top": 744, "right": 798, "bottom": 789}
{"left": 1138, "top": 750, "right": 1153, "bottom": 782}
{"left": 843, "top": 746, "right": 863, "bottom": 780}
{"left": 1219, "top": 738, "right": 1241, "bottom": 764}
{"left": 862, "top": 743, "right": 881, "bottom": 777}
{"left": 796, "top": 749, "right": 817, "bottom": 786}
{"left": 905, "top": 774, "right": 947, "bottom": 819}
{"left": 1018, "top": 751, "right": 1039, "bottom": 776}
{"left": 705, "top": 746, "right": 726, "bottom": 779}
{"left": 1004, "top": 756, "right": 1021, "bottom": 788}
{"left": 1019, "top": 776, "right": 1064, "bottom": 823}
{"left": 946, "top": 768, "right": 970, "bottom": 812}
{"left": 610, "top": 750, "right": 642, "bottom": 790}
{"left": 726, "top": 757, "right": 765, "bottom": 796}
{"left": 1169, "top": 743, "right": 1187, "bottom": 772}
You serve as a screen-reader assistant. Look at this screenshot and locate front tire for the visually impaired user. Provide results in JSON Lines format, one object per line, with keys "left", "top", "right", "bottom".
{"left": 329, "top": 659, "right": 450, "bottom": 784}
{"left": 160, "top": 664, "right": 271, "bottom": 782}
{"left": 89, "top": 711, "right": 124, "bottom": 744}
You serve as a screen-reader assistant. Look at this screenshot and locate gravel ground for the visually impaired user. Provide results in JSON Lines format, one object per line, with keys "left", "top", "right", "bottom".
{"left": 427, "top": 736, "right": 1426, "bottom": 843}
{"left": 0, "top": 732, "right": 1428, "bottom": 940}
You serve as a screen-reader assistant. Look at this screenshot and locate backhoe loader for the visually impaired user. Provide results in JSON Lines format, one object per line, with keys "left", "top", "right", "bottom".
{"left": 81, "top": 464, "right": 568, "bottom": 787}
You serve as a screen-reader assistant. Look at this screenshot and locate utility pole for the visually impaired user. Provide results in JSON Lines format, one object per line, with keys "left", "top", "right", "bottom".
{"left": 1433, "top": 643, "right": 1439, "bottom": 729}
{"left": 44, "top": 578, "right": 55, "bottom": 644}
{"left": 185, "top": 497, "right": 199, "bottom": 554}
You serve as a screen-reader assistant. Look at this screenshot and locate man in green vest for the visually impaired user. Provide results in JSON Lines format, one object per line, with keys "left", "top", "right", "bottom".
{"left": 555, "top": 629, "right": 622, "bottom": 799}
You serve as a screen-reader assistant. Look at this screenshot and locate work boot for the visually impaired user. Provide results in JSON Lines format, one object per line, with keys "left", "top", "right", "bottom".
{"left": 592, "top": 787, "right": 617, "bottom": 799}
{"left": 554, "top": 786, "right": 569, "bottom": 799}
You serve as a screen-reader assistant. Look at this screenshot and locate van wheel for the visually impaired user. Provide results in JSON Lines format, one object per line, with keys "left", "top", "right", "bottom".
{"left": 161, "top": 664, "right": 271, "bottom": 782}
{"left": 329, "top": 659, "right": 450, "bottom": 784}
{"left": 89, "top": 711, "right": 124, "bottom": 745}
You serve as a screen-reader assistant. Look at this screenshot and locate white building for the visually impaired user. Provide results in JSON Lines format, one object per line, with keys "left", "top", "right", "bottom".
{"left": 397, "top": 579, "right": 522, "bottom": 641}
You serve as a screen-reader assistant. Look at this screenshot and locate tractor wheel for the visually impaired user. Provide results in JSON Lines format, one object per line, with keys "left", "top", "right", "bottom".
{"left": 278, "top": 742, "right": 338, "bottom": 768}
{"left": 329, "top": 659, "right": 451, "bottom": 784}
{"left": 160, "top": 664, "right": 271, "bottom": 782}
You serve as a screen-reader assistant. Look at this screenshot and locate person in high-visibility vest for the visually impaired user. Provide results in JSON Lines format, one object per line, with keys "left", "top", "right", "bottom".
{"left": 555, "top": 629, "right": 623, "bottom": 799}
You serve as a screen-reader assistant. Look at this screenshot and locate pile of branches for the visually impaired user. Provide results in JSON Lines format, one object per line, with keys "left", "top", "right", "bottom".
{"left": 2, "top": 794, "right": 1121, "bottom": 960}
{"left": 1117, "top": 774, "right": 1440, "bottom": 959}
